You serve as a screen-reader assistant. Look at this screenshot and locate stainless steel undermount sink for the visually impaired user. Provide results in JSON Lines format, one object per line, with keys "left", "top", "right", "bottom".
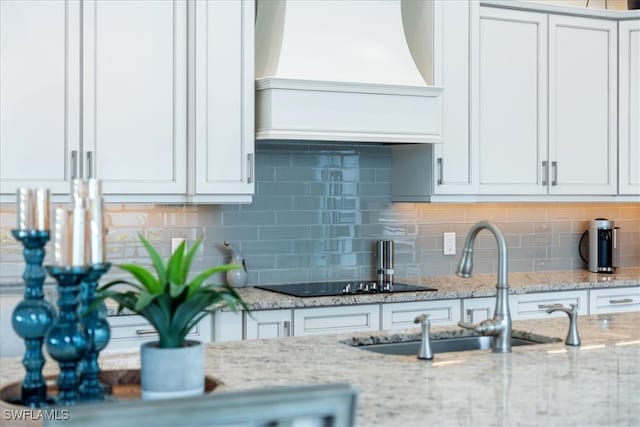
{"left": 357, "top": 336, "right": 541, "bottom": 356}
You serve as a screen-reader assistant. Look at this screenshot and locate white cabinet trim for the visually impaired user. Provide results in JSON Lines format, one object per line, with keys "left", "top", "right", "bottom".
{"left": 293, "top": 305, "right": 379, "bottom": 336}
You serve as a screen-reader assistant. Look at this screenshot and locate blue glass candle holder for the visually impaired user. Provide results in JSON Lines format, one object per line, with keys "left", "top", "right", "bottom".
{"left": 10, "top": 229, "right": 56, "bottom": 408}
{"left": 79, "top": 262, "right": 112, "bottom": 401}
{"left": 45, "top": 266, "right": 90, "bottom": 406}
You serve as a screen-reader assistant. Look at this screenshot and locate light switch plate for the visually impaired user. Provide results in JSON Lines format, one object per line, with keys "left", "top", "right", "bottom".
{"left": 443, "top": 232, "right": 456, "bottom": 255}
{"left": 171, "top": 237, "right": 186, "bottom": 254}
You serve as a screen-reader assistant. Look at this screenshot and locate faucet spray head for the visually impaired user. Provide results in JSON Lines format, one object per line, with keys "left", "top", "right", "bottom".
{"left": 456, "top": 248, "right": 474, "bottom": 278}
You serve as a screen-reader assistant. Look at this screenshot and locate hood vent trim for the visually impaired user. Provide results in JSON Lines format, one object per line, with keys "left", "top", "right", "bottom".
{"left": 255, "top": 0, "right": 443, "bottom": 144}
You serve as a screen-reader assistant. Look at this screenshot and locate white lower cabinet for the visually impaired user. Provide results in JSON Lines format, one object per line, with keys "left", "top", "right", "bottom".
{"left": 105, "top": 314, "right": 212, "bottom": 352}
{"left": 509, "top": 290, "right": 589, "bottom": 320}
{"left": 245, "top": 309, "right": 292, "bottom": 340}
{"left": 381, "top": 299, "right": 460, "bottom": 330}
{"left": 589, "top": 287, "right": 640, "bottom": 314}
{"left": 213, "top": 310, "right": 243, "bottom": 342}
{"left": 209, "top": 286, "right": 639, "bottom": 342}
{"left": 293, "top": 305, "right": 379, "bottom": 336}
{"left": 461, "top": 297, "right": 496, "bottom": 324}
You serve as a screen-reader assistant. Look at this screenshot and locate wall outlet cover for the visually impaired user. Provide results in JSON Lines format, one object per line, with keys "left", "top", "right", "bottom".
{"left": 171, "top": 237, "right": 186, "bottom": 254}
{"left": 443, "top": 232, "right": 456, "bottom": 255}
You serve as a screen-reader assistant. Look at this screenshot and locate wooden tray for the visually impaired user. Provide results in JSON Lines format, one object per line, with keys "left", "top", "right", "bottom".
{"left": 0, "top": 369, "right": 222, "bottom": 406}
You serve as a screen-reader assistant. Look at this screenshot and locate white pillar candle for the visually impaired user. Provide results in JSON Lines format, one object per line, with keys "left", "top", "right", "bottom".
{"left": 87, "top": 179, "right": 101, "bottom": 200}
{"left": 88, "top": 179, "right": 105, "bottom": 264}
{"left": 71, "top": 206, "right": 89, "bottom": 267}
{"left": 33, "top": 188, "right": 50, "bottom": 231}
{"left": 16, "top": 188, "right": 33, "bottom": 230}
{"left": 54, "top": 207, "right": 72, "bottom": 266}
{"left": 70, "top": 179, "right": 88, "bottom": 208}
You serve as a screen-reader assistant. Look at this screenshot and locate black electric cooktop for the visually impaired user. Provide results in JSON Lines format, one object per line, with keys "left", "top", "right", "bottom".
{"left": 254, "top": 281, "right": 437, "bottom": 297}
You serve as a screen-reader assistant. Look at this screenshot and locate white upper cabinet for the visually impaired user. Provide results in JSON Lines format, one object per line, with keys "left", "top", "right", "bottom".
{"left": 83, "top": 0, "right": 187, "bottom": 195}
{"left": 548, "top": 15, "right": 617, "bottom": 195}
{"left": 477, "top": 8, "right": 618, "bottom": 196}
{"left": 0, "top": 0, "right": 80, "bottom": 195}
{"left": 393, "top": 2, "right": 633, "bottom": 201}
{"left": 192, "top": 0, "right": 254, "bottom": 202}
{"left": 0, "top": 0, "right": 253, "bottom": 203}
{"left": 477, "top": 7, "right": 548, "bottom": 195}
{"left": 618, "top": 19, "right": 640, "bottom": 195}
{"left": 433, "top": 0, "right": 476, "bottom": 194}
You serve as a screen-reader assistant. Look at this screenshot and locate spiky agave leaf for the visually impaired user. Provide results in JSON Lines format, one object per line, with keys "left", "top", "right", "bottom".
{"left": 96, "top": 238, "right": 248, "bottom": 348}
{"left": 139, "top": 234, "right": 167, "bottom": 286}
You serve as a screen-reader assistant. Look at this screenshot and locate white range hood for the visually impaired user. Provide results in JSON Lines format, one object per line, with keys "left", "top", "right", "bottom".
{"left": 255, "top": 0, "right": 443, "bottom": 144}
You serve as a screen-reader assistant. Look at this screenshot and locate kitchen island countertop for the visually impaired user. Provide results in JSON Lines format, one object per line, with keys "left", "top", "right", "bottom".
{"left": 1, "top": 312, "right": 638, "bottom": 426}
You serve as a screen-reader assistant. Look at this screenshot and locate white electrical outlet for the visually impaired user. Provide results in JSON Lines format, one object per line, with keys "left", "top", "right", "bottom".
{"left": 443, "top": 232, "right": 456, "bottom": 255}
{"left": 171, "top": 237, "right": 186, "bottom": 254}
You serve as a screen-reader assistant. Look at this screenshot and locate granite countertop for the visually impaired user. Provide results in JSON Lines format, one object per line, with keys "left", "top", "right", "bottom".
{"left": 1, "top": 312, "right": 638, "bottom": 426}
{"left": 226, "top": 267, "right": 640, "bottom": 311}
{"left": 2, "top": 268, "right": 638, "bottom": 316}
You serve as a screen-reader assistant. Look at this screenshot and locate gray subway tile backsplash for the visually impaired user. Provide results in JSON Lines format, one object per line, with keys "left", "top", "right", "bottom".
{"left": 1, "top": 143, "right": 639, "bottom": 286}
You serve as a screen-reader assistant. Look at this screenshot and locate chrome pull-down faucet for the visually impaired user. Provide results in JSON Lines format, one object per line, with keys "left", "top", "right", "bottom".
{"left": 456, "top": 221, "right": 512, "bottom": 353}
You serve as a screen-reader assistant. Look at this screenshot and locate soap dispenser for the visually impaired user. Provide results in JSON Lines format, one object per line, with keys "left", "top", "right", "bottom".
{"left": 223, "top": 241, "right": 248, "bottom": 288}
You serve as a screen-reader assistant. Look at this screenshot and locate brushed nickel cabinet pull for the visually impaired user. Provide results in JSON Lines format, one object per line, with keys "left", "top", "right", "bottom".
{"left": 135, "top": 329, "right": 158, "bottom": 336}
{"left": 539, "top": 303, "right": 563, "bottom": 309}
{"left": 282, "top": 320, "right": 291, "bottom": 337}
{"left": 551, "top": 161, "right": 558, "bottom": 186}
{"left": 437, "top": 157, "right": 444, "bottom": 185}
{"left": 247, "top": 153, "right": 254, "bottom": 184}
{"left": 71, "top": 150, "right": 78, "bottom": 179}
{"left": 542, "top": 161, "right": 548, "bottom": 186}
{"left": 609, "top": 298, "right": 633, "bottom": 304}
{"left": 86, "top": 151, "right": 93, "bottom": 179}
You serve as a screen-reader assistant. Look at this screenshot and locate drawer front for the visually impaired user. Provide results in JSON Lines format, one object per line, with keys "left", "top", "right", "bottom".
{"left": 461, "top": 297, "right": 496, "bottom": 324}
{"left": 245, "top": 309, "right": 292, "bottom": 340}
{"left": 381, "top": 300, "right": 461, "bottom": 330}
{"left": 106, "top": 314, "right": 211, "bottom": 351}
{"left": 589, "top": 287, "right": 640, "bottom": 314}
{"left": 293, "top": 305, "right": 379, "bottom": 336}
{"left": 510, "top": 290, "right": 588, "bottom": 320}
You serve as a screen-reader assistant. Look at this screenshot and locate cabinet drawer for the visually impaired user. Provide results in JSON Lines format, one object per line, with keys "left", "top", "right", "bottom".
{"left": 106, "top": 314, "right": 211, "bottom": 351}
{"left": 245, "top": 309, "right": 292, "bottom": 340}
{"left": 510, "top": 290, "right": 588, "bottom": 320}
{"left": 293, "top": 305, "right": 379, "bottom": 336}
{"left": 589, "top": 287, "right": 640, "bottom": 314}
{"left": 381, "top": 300, "right": 460, "bottom": 330}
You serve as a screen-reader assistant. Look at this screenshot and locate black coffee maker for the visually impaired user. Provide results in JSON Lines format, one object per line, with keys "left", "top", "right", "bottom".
{"left": 579, "top": 218, "right": 620, "bottom": 273}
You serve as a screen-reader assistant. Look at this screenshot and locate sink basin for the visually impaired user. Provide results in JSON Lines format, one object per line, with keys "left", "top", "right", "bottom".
{"left": 358, "top": 336, "right": 540, "bottom": 356}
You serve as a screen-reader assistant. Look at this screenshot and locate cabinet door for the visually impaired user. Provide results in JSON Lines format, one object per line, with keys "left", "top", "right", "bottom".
{"left": 509, "top": 290, "right": 588, "bottom": 320}
{"left": 618, "top": 20, "right": 640, "bottom": 195}
{"left": 213, "top": 310, "right": 243, "bottom": 342}
{"left": 477, "top": 7, "right": 548, "bottom": 194}
{"left": 432, "top": 0, "right": 476, "bottom": 195}
{"left": 293, "top": 305, "right": 379, "bottom": 336}
{"left": 0, "top": 0, "right": 81, "bottom": 195}
{"left": 548, "top": 15, "right": 617, "bottom": 195}
{"left": 245, "top": 309, "right": 292, "bottom": 340}
{"left": 82, "top": 0, "right": 187, "bottom": 194}
{"left": 589, "top": 287, "right": 640, "bottom": 314}
{"left": 461, "top": 297, "right": 495, "bottom": 324}
{"left": 381, "top": 300, "right": 460, "bottom": 329}
{"left": 193, "top": 0, "right": 254, "bottom": 200}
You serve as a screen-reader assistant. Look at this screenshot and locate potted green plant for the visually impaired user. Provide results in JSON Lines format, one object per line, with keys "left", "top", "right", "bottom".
{"left": 96, "top": 235, "right": 248, "bottom": 400}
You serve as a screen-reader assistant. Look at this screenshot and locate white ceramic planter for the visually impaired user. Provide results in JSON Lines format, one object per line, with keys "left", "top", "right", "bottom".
{"left": 140, "top": 340, "right": 204, "bottom": 400}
